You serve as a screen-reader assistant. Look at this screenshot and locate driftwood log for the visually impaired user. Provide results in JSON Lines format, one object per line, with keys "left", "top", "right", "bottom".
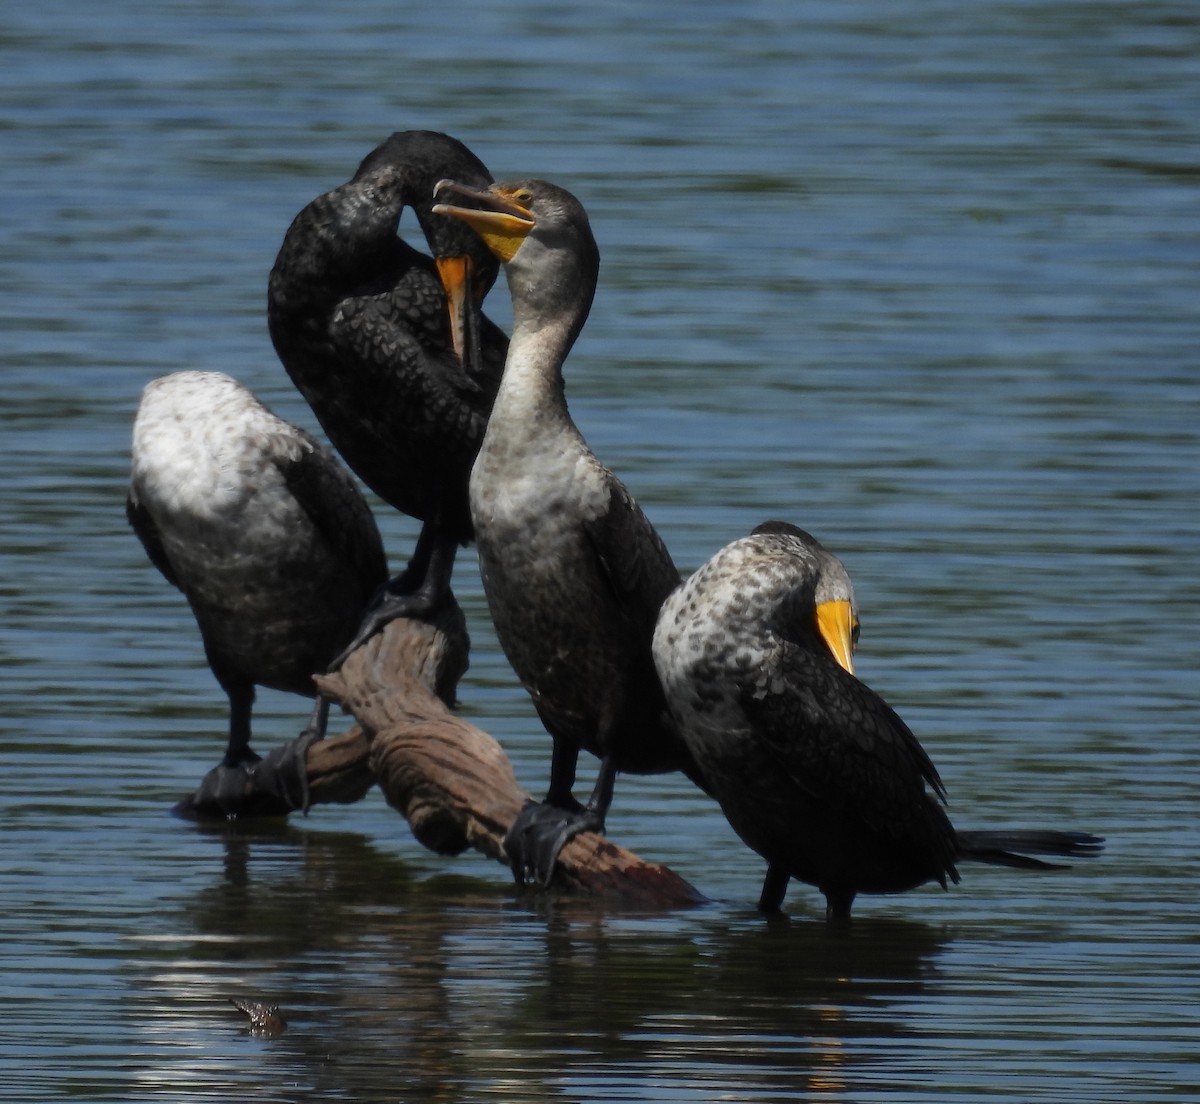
{"left": 178, "top": 599, "right": 705, "bottom": 908}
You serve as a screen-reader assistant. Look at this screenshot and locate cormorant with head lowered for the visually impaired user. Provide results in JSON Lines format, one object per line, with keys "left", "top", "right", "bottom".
{"left": 433, "top": 178, "right": 693, "bottom": 885}
{"left": 127, "top": 371, "right": 388, "bottom": 813}
{"left": 652, "top": 520, "right": 1103, "bottom": 922}
{"left": 268, "top": 130, "right": 508, "bottom": 649}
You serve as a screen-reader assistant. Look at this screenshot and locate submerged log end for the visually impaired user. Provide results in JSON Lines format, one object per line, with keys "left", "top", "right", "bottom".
{"left": 554, "top": 832, "right": 709, "bottom": 906}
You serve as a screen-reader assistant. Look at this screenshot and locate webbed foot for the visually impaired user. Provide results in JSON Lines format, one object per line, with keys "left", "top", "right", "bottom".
{"left": 190, "top": 753, "right": 262, "bottom": 816}
{"left": 327, "top": 581, "right": 444, "bottom": 672}
{"left": 177, "top": 697, "right": 330, "bottom": 820}
{"left": 251, "top": 724, "right": 321, "bottom": 814}
{"left": 252, "top": 693, "right": 331, "bottom": 813}
{"left": 503, "top": 799, "right": 605, "bottom": 887}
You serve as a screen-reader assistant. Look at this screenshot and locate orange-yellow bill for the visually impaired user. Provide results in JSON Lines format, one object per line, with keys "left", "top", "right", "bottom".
{"left": 433, "top": 182, "right": 534, "bottom": 264}
{"left": 815, "top": 599, "right": 857, "bottom": 675}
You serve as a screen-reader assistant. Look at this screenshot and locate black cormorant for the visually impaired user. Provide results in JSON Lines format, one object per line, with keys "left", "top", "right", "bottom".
{"left": 652, "top": 520, "right": 1103, "bottom": 921}
{"left": 268, "top": 130, "right": 507, "bottom": 646}
{"left": 127, "top": 371, "right": 387, "bottom": 812}
{"left": 433, "top": 178, "right": 692, "bottom": 884}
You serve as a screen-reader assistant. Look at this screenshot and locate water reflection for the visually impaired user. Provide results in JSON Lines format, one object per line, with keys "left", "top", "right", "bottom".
{"left": 124, "top": 825, "right": 949, "bottom": 1101}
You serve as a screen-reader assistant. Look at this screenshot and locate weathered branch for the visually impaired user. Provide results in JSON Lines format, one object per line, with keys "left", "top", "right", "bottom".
{"left": 179, "top": 599, "right": 705, "bottom": 908}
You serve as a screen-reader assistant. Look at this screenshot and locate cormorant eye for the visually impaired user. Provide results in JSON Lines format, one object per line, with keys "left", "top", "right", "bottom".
{"left": 514, "top": 190, "right": 534, "bottom": 206}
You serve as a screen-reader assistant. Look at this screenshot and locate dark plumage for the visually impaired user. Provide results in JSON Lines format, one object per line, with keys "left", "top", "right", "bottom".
{"left": 434, "top": 178, "right": 692, "bottom": 883}
{"left": 127, "top": 371, "right": 387, "bottom": 809}
{"left": 653, "top": 520, "right": 1103, "bottom": 921}
{"left": 268, "top": 130, "right": 508, "bottom": 625}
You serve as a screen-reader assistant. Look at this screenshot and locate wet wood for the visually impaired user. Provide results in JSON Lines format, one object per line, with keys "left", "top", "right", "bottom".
{"left": 316, "top": 602, "right": 705, "bottom": 907}
{"left": 182, "top": 598, "right": 705, "bottom": 908}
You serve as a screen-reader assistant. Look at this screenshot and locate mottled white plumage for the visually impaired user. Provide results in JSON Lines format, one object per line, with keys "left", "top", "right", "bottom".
{"left": 132, "top": 370, "right": 317, "bottom": 562}
{"left": 654, "top": 526, "right": 855, "bottom": 760}
{"left": 654, "top": 521, "right": 1101, "bottom": 920}
{"left": 128, "top": 370, "right": 386, "bottom": 779}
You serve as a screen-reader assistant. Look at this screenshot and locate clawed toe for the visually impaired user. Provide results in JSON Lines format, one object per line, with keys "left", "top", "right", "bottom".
{"left": 503, "top": 799, "right": 605, "bottom": 887}
{"left": 190, "top": 756, "right": 261, "bottom": 817}
{"left": 251, "top": 720, "right": 328, "bottom": 813}
{"left": 328, "top": 587, "right": 442, "bottom": 672}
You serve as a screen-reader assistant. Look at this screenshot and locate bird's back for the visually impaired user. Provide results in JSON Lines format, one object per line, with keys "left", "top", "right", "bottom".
{"left": 267, "top": 166, "right": 506, "bottom": 541}
{"left": 128, "top": 371, "right": 387, "bottom": 695}
{"left": 655, "top": 531, "right": 959, "bottom": 899}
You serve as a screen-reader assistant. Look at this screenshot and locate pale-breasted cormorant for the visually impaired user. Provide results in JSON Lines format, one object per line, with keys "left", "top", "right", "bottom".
{"left": 268, "top": 130, "right": 507, "bottom": 647}
{"left": 433, "top": 178, "right": 692, "bottom": 884}
{"left": 653, "top": 520, "right": 1103, "bottom": 921}
{"left": 127, "top": 371, "right": 387, "bottom": 812}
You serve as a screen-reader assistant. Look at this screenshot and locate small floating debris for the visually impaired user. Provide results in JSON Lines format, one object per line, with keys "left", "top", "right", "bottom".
{"left": 229, "top": 997, "right": 287, "bottom": 1036}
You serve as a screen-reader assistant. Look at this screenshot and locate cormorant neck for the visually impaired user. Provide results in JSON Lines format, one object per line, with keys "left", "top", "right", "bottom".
{"left": 488, "top": 221, "right": 599, "bottom": 419}
{"left": 505, "top": 234, "right": 597, "bottom": 375}
{"left": 496, "top": 318, "right": 574, "bottom": 414}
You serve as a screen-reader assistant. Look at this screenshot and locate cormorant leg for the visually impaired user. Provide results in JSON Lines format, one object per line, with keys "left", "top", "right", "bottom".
{"left": 390, "top": 526, "right": 458, "bottom": 615}
{"left": 823, "top": 888, "right": 855, "bottom": 926}
{"left": 581, "top": 755, "right": 617, "bottom": 824}
{"left": 504, "top": 749, "right": 614, "bottom": 888}
{"left": 327, "top": 525, "right": 459, "bottom": 671}
{"left": 545, "top": 735, "right": 583, "bottom": 812}
{"left": 758, "top": 863, "right": 790, "bottom": 914}
{"left": 193, "top": 681, "right": 261, "bottom": 814}
{"left": 222, "top": 681, "right": 257, "bottom": 766}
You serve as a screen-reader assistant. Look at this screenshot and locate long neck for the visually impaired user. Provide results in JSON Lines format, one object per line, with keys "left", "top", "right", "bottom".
{"left": 490, "top": 253, "right": 592, "bottom": 426}
{"left": 492, "top": 314, "right": 574, "bottom": 415}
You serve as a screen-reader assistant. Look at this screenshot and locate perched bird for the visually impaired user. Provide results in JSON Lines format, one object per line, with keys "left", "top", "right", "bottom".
{"left": 268, "top": 130, "right": 508, "bottom": 646}
{"left": 127, "top": 371, "right": 387, "bottom": 812}
{"left": 653, "top": 520, "right": 1103, "bottom": 922}
{"left": 433, "top": 178, "right": 692, "bottom": 884}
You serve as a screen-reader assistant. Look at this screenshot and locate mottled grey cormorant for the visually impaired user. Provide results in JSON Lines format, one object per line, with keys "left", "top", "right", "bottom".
{"left": 653, "top": 521, "right": 1103, "bottom": 921}
{"left": 128, "top": 371, "right": 387, "bottom": 812}
{"left": 433, "top": 178, "right": 691, "bottom": 884}
{"left": 268, "top": 130, "right": 507, "bottom": 645}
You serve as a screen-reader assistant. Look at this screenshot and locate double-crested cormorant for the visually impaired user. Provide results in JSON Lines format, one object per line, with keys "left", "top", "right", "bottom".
{"left": 268, "top": 130, "right": 508, "bottom": 644}
{"left": 653, "top": 520, "right": 1103, "bottom": 922}
{"left": 127, "top": 371, "right": 387, "bottom": 811}
{"left": 433, "top": 178, "right": 690, "bottom": 884}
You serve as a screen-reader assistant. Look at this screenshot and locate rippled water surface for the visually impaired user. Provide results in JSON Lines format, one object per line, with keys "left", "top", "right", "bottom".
{"left": 2, "top": 2, "right": 1198, "bottom": 1101}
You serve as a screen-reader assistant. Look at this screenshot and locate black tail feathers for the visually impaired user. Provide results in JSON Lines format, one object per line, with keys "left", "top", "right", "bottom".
{"left": 956, "top": 829, "right": 1104, "bottom": 871}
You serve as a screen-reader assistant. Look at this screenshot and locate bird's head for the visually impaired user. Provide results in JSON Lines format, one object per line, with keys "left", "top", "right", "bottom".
{"left": 434, "top": 178, "right": 600, "bottom": 340}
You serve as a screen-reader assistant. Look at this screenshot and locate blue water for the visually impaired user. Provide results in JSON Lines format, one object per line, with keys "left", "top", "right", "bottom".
{"left": 2, "top": 2, "right": 1198, "bottom": 1101}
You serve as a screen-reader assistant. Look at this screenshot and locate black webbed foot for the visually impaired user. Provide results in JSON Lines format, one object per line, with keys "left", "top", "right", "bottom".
{"left": 250, "top": 728, "right": 317, "bottom": 814}
{"left": 177, "top": 695, "right": 331, "bottom": 820}
{"left": 327, "top": 576, "right": 446, "bottom": 672}
{"left": 189, "top": 751, "right": 262, "bottom": 818}
{"left": 503, "top": 799, "right": 605, "bottom": 887}
{"left": 252, "top": 694, "right": 331, "bottom": 813}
